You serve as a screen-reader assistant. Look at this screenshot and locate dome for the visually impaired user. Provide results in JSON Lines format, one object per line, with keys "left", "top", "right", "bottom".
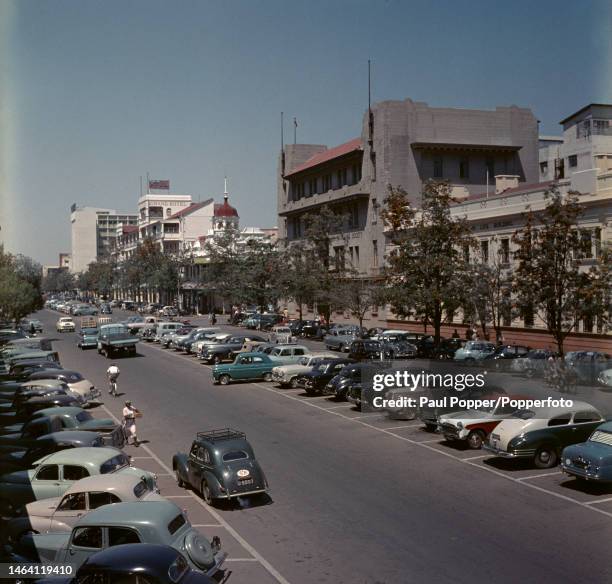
{"left": 214, "top": 197, "right": 239, "bottom": 217}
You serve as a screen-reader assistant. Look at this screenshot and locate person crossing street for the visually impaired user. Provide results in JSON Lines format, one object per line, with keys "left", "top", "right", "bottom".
{"left": 122, "top": 400, "right": 141, "bottom": 446}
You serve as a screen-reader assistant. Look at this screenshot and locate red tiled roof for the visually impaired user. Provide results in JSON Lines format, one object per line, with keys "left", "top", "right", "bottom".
{"left": 463, "top": 181, "right": 556, "bottom": 202}
{"left": 167, "top": 199, "right": 212, "bottom": 220}
{"left": 286, "top": 138, "right": 362, "bottom": 177}
{"left": 214, "top": 199, "right": 239, "bottom": 217}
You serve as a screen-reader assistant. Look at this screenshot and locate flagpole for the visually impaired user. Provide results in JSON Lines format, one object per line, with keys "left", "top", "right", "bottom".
{"left": 146, "top": 172, "right": 150, "bottom": 194}
{"left": 293, "top": 117, "right": 297, "bottom": 145}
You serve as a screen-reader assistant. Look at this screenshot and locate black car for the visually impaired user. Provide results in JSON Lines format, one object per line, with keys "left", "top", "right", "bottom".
{"left": 199, "top": 335, "right": 267, "bottom": 364}
{"left": 173, "top": 428, "right": 268, "bottom": 505}
{"left": 482, "top": 344, "right": 530, "bottom": 370}
{"left": 0, "top": 394, "right": 81, "bottom": 427}
{"left": 381, "top": 340, "right": 418, "bottom": 359}
{"left": 0, "top": 430, "right": 104, "bottom": 473}
{"left": 324, "top": 361, "right": 391, "bottom": 400}
{"left": 7, "top": 360, "right": 63, "bottom": 381}
{"left": 300, "top": 321, "right": 328, "bottom": 339}
{"left": 34, "top": 544, "right": 215, "bottom": 584}
{"left": 348, "top": 339, "right": 383, "bottom": 361}
{"left": 430, "top": 338, "right": 466, "bottom": 360}
{"left": 298, "top": 358, "right": 355, "bottom": 395}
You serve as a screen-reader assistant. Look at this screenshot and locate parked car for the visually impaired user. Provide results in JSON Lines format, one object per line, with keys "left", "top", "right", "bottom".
{"left": 348, "top": 339, "right": 383, "bottom": 361}
{"left": 324, "top": 361, "right": 390, "bottom": 401}
{"left": 566, "top": 351, "right": 612, "bottom": 386}
{"left": 0, "top": 447, "right": 157, "bottom": 517}
{"left": 162, "top": 325, "right": 196, "bottom": 349}
{"left": 199, "top": 335, "right": 267, "bottom": 364}
{"left": 159, "top": 306, "right": 179, "bottom": 317}
{"left": 12, "top": 500, "right": 226, "bottom": 576}
{"left": 269, "top": 325, "right": 295, "bottom": 344}
{"left": 153, "top": 322, "right": 183, "bottom": 343}
{"left": 212, "top": 353, "right": 275, "bottom": 385}
{"left": 430, "top": 338, "right": 466, "bottom": 360}
{"left": 453, "top": 341, "right": 496, "bottom": 362}
{"left": 21, "top": 319, "right": 43, "bottom": 333}
{"left": 26, "top": 370, "right": 99, "bottom": 405}
{"left": 481, "top": 345, "right": 531, "bottom": 370}
{"left": 6, "top": 473, "right": 164, "bottom": 540}
{"left": 483, "top": 402, "right": 605, "bottom": 468}
{"left": 438, "top": 395, "right": 532, "bottom": 449}
{"left": 267, "top": 344, "right": 310, "bottom": 364}
{"left": 297, "top": 358, "right": 355, "bottom": 395}
{"left": 271, "top": 352, "right": 338, "bottom": 388}
{"left": 32, "top": 543, "right": 216, "bottom": 584}
{"left": 173, "top": 428, "right": 268, "bottom": 505}
{"left": 77, "top": 327, "right": 99, "bottom": 350}
{"left": 7, "top": 360, "right": 63, "bottom": 381}
{"left": 97, "top": 323, "right": 139, "bottom": 358}
{"left": 99, "top": 303, "right": 112, "bottom": 314}
{"left": 191, "top": 333, "right": 232, "bottom": 355}
{"left": 72, "top": 305, "right": 98, "bottom": 316}
{"left": 380, "top": 339, "right": 418, "bottom": 359}
{"left": 324, "top": 328, "right": 360, "bottom": 352}
{"left": 561, "top": 421, "right": 612, "bottom": 483}
{"left": 510, "top": 349, "right": 557, "bottom": 378}
{"left": 180, "top": 328, "right": 221, "bottom": 353}
{"left": 0, "top": 395, "right": 82, "bottom": 428}
{"left": 598, "top": 368, "right": 612, "bottom": 389}
{"left": 56, "top": 318, "right": 76, "bottom": 333}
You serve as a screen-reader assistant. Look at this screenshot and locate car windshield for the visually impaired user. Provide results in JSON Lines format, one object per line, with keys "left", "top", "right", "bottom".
{"left": 76, "top": 411, "right": 93, "bottom": 422}
{"left": 62, "top": 373, "right": 84, "bottom": 382}
{"left": 590, "top": 430, "right": 612, "bottom": 446}
{"left": 100, "top": 453, "right": 130, "bottom": 473}
{"left": 222, "top": 450, "right": 248, "bottom": 461}
{"left": 512, "top": 409, "right": 536, "bottom": 420}
{"left": 82, "top": 328, "right": 98, "bottom": 335}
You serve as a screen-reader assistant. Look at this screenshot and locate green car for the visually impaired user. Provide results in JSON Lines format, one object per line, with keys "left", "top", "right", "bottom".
{"left": 212, "top": 352, "right": 275, "bottom": 385}
{"left": 77, "top": 327, "right": 99, "bottom": 350}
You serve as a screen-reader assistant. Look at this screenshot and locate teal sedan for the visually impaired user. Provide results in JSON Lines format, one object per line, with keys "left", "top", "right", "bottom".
{"left": 77, "top": 328, "right": 99, "bottom": 350}
{"left": 212, "top": 352, "right": 275, "bottom": 385}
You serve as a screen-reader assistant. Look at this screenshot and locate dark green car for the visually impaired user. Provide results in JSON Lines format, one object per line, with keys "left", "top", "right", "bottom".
{"left": 211, "top": 352, "right": 275, "bottom": 385}
{"left": 77, "top": 328, "right": 99, "bottom": 350}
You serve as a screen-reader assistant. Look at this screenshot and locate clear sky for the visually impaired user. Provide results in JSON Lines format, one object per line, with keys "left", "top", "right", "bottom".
{"left": 1, "top": 0, "right": 610, "bottom": 265}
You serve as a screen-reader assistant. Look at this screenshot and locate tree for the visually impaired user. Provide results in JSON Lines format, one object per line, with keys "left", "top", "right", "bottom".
{"left": 278, "top": 241, "right": 319, "bottom": 320}
{"left": 333, "top": 278, "right": 384, "bottom": 333}
{"left": 512, "top": 187, "right": 610, "bottom": 355}
{"left": 382, "top": 181, "right": 473, "bottom": 345}
{"left": 42, "top": 269, "right": 75, "bottom": 293}
{"left": 0, "top": 245, "right": 44, "bottom": 322}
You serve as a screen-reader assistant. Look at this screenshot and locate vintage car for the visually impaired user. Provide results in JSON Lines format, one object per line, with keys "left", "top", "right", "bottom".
{"left": 162, "top": 326, "right": 196, "bottom": 349}
{"left": 0, "top": 394, "right": 82, "bottom": 427}
{"left": 176, "top": 328, "right": 220, "bottom": 353}
{"left": 324, "top": 328, "right": 360, "bottom": 352}
{"left": 26, "top": 369, "right": 99, "bottom": 404}
{"left": 0, "top": 447, "right": 157, "bottom": 517}
{"left": 12, "top": 501, "right": 226, "bottom": 577}
{"left": 56, "top": 318, "right": 76, "bottom": 333}
{"left": 212, "top": 352, "right": 275, "bottom": 385}
{"left": 438, "top": 395, "right": 532, "bottom": 449}
{"left": 6, "top": 473, "right": 164, "bottom": 540}
{"left": 191, "top": 332, "right": 232, "bottom": 355}
{"left": 297, "top": 358, "right": 355, "bottom": 395}
{"left": 480, "top": 345, "right": 531, "bottom": 370}
{"left": 269, "top": 325, "right": 294, "bottom": 344}
{"left": 483, "top": 402, "right": 605, "bottom": 468}
{"left": 453, "top": 341, "right": 496, "bottom": 362}
{"left": 348, "top": 339, "right": 384, "bottom": 361}
{"left": 380, "top": 339, "right": 418, "bottom": 360}
{"left": 21, "top": 319, "right": 44, "bottom": 333}
{"left": 561, "top": 421, "right": 612, "bottom": 483}
{"left": 0, "top": 430, "right": 105, "bottom": 472}
{"left": 267, "top": 344, "right": 310, "bottom": 364}
{"left": 271, "top": 352, "right": 338, "bottom": 388}
{"left": 33, "top": 543, "right": 216, "bottom": 584}
{"left": 173, "top": 428, "right": 268, "bottom": 504}
{"left": 0, "top": 383, "right": 86, "bottom": 413}
{"left": 510, "top": 349, "right": 557, "bottom": 378}
{"left": 324, "top": 361, "right": 391, "bottom": 401}
{"left": 0, "top": 407, "right": 124, "bottom": 447}
{"left": 598, "top": 368, "right": 612, "bottom": 389}
{"left": 198, "top": 335, "right": 268, "bottom": 364}
{"left": 77, "top": 327, "right": 99, "bottom": 350}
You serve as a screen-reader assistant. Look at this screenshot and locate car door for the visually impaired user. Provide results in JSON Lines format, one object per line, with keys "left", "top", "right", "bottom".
{"left": 51, "top": 491, "right": 87, "bottom": 531}
{"left": 60, "top": 464, "right": 90, "bottom": 491}
{"left": 570, "top": 411, "right": 604, "bottom": 444}
{"left": 251, "top": 355, "right": 268, "bottom": 378}
{"left": 187, "top": 443, "right": 204, "bottom": 486}
{"left": 32, "top": 464, "right": 63, "bottom": 500}
{"left": 544, "top": 413, "right": 573, "bottom": 446}
{"left": 61, "top": 525, "right": 103, "bottom": 565}
{"left": 233, "top": 355, "right": 252, "bottom": 379}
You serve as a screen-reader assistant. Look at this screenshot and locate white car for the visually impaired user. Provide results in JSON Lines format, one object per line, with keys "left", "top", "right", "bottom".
{"left": 9, "top": 474, "right": 164, "bottom": 539}
{"left": 453, "top": 341, "right": 495, "bottom": 362}
{"left": 192, "top": 333, "right": 233, "bottom": 355}
{"left": 597, "top": 368, "right": 612, "bottom": 389}
{"left": 271, "top": 352, "right": 337, "bottom": 388}
{"left": 56, "top": 317, "right": 75, "bottom": 332}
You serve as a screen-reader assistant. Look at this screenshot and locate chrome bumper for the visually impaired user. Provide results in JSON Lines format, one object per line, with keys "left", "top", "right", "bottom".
{"left": 483, "top": 443, "right": 534, "bottom": 458}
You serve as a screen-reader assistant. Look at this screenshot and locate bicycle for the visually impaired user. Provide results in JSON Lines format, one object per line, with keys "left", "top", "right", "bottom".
{"left": 108, "top": 376, "right": 118, "bottom": 397}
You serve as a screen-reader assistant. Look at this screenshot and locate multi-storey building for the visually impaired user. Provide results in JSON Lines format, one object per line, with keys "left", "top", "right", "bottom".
{"left": 278, "top": 98, "right": 539, "bottom": 277}
{"left": 70, "top": 205, "right": 138, "bottom": 273}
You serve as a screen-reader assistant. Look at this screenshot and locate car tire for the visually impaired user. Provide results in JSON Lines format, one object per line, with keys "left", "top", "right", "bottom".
{"left": 467, "top": 430, "right": 486, "bottom": 450}
{"left": 218, "top": 374, "right": 230, "bottom": 386}
{"left": 424, "top": 422, "right": 437, "bottom": 432}
{"left": 290, "top": 377, "right": 300, "bottom": 389}
{"left": 534, "top": 446, "right": 558, "bottom": 469}
{"left": 175, "top": 468, "right": 185, "bottom": 487}
{"left": 262, "top": 372, "right": 273, "bottom": 382}
{"left": 201, "top": 480, "right": 213, "bottom": 505}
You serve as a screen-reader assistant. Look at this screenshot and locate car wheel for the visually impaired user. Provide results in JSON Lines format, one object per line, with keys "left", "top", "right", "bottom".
{"left": 534, "top": 446, "right": 558, "bottom": 469}
{"left": 201, "top": 480, "right": 213, "bottom": 505}
{"left": 262, "top": 372, "right": 273, "bottom": 382}
{"left": 467, "top": 430, "right": 486, "bottom": 450}
{"left": 218, "top": 374, "right": 230, "bottom": 386}
{"left": 424, "top": 422, "right": 437, "bottom": 432}
{"left": 175, "top": 468, "right": 185, "bottom": 487}
{"left": 290, "top": 377, "right": 300, "bottom": 389}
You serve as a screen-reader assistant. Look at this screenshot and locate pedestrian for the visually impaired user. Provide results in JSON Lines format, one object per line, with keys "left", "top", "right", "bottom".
{"left": 452, "top": 329, "right": 460, "bottom": 339}
{"left": 211, "top": 312, "right": 217, "bottom": 326}
{"left": 122, "top": 400, "right": 141, "bottom": 446}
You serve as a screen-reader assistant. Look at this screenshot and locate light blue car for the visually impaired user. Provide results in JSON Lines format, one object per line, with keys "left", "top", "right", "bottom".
{"left": 454, "top": 341, "right": 496, "bottom": 362}
{"left": 561, "top": 421, "right": 612, "bottom": 483}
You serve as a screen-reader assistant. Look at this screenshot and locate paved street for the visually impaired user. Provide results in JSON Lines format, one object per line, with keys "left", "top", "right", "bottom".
{"left": 39, "top": 309, "right": 612, "bottom": 584}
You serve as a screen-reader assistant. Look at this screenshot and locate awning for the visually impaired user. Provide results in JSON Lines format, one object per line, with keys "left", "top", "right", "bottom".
{"left": 411, "top": 142, "right": 522, "bottom": 152}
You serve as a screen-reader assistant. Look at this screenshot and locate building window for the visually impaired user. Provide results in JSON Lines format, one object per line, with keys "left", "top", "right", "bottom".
{"left": 555, "top": 158, "right": 565, "bottom": 179}
{"left": 433, "top": 156, "right": 443, "bottom": 178}
{"left": 322, "top": 174, "right": 331, "bottom": 192}
{"left": 333, "top": 246, "right": 345, "bottom": 271}
{"left": 309, "top": 178, "right": 318, "bottom": 196}
{"left": 348, "top": 203, "right": 359, "bottom": 229}
{"left": 459, "top": 159, "right": 470, "bottom": 179}
{"left": 579, "top": 230, "right": 593, "bottom": 259}
{"left": 576, "top": 120, "right": 591, "bottom": 139}
{"left": 485, "top": 159, "right": 495, "bottom": 181}
{"left": 371, "top": 199, "right": 378, "bottom": 225}
{"left": 372, "top": 240, "right": 378, "bottom": 268}
{"left": 480, "top": 240, "right": 489, "bottom": 264}
{"left": 568, "top": 155, "right": 578, "bottom": 168}
{"left": 500, "top": 238, "right": 510, "bottom": 264}
{"left": 594, "top": 227, "right": 601, "bottom": 257}
{"left": 540, "top": 161, "right": 548, "bottom": 175}
{"left": 523, "top": 303, "right": 534, "bottom": 327}
{"left": 593, "top": 119, "right": 612, "bottom": 135}
{"left": 354, "top": 246, "right": 360, "bottom": 265}
{"left": 352, "top": 164, "right": 362, "bottom": 184}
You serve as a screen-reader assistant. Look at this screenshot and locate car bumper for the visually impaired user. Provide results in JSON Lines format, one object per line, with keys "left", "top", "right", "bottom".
{"left": 483, "top": 443, "right": 535, "bottom": 458}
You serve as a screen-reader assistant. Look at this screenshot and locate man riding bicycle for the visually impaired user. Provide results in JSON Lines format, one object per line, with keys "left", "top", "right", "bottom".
{"left": 106, "top": 363, "right": 120, "bottom": 396}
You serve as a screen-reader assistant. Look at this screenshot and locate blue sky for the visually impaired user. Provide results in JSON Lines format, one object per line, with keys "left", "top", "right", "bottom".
{"left": 1, "top": 0, "right": 610, "bottom": 264}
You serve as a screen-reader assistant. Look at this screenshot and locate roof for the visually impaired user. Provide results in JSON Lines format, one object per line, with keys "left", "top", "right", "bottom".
{"left": 166, "top": 199, "right": 213, "bottom": 220}
{"left": 64, "top": 472, "right": 144, "bottom": 495}
{"left": 411, "top": 142, "right": 521, "bottom": 152}
{"left": 462, "top": 180, "right": 555, "bottom": 202}
{"left": 38, "top": 430, "right": 102, "bottom": 443}
{"left": 35, "top": 406, "right": 84, "bottom": 416}
{"left": 596, "top": 421, "right": 612, "bottom": 433}
{"left": 79, "top": 500, "right": 182, "bottom": 527}
{"left": 80, "top": 544, "right": 185, "bottom": 574}
{"left": 529, "top": 401, "right": 600, "bottom": 416}
{"left": 285, "top": 138, "right": 362, "bottom": 177}
{"left": 122, "top": 225, "right": 138, "bottom": 234}
{"left": 559, "top": 103, "right": 612, "bottom": 125}
{"left": 36, "top": 446, "right": 122, "bottom": 465}
{"left": 214, "top": 198, "right": 239, "bottom": 217}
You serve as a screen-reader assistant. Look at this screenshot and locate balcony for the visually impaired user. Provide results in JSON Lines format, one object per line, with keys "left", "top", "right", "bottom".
{"left": 279, "top": 181, "right": 369, "bottom": 216}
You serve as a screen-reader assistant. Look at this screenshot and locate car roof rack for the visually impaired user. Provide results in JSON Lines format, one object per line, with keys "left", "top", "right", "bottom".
{"left": 197, "top": 429, "right": 246, "bottom": 443}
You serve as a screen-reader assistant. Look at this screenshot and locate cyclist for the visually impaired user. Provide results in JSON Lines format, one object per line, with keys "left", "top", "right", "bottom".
{"left": 106, "top": 363, "right": 120, "bottom": 397}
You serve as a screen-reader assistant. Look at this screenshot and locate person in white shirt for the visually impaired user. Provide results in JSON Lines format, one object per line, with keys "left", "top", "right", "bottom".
{"left": 106, "top": 364, "right": 120, "bottom": 396}
{"left": 122, "top": 400, "right": 140, "bottom": 446}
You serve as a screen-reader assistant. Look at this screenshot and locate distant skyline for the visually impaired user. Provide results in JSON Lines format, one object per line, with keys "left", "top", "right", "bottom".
{"left": 1, "top": 0, "right": 610, "bottom": 265}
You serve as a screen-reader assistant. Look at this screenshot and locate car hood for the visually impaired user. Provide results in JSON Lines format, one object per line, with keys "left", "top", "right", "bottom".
{"left": 439, "top": 409, "right": 499, "bottom": 425}
{"left": 0, "top": 468, "right": 34, "bottom": 484}
{"left": 68, "top": 380, "right": 94, "bottom": 394}
{"left": 78, "top": 418, "right": 116, "bottom": 431}
{"left": 26, "top": 496, "right": 61, "bottom": 518}
{"left": 489, "top": 418, "right": 535, "bottom": 450}
{"left": 563, "top": 441, "right": 612, "bottom": 465}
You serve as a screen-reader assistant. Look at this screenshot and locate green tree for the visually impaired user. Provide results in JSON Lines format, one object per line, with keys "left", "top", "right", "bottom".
{"left": 0, "top": 245, "right": 44, "bottom": 322}
{"left": 278, "top": 241, "right": 319, "bottom": 320}
{"left": 382, "top": 181, "right": 473, "bottom": 345}
{"left": 512, "top": 187, "right": 610, "bottom": 355}
{"left": 42, "top": 269, "right": 75, "bottom": 293}
{"left": 332, "top": 277, "right": 384, "bottom": 333}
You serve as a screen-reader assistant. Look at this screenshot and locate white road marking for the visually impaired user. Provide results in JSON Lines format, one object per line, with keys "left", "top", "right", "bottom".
{"left": 165, "top": 495, "right": 193, "bottom": 499}
{"left": 100, "top": 402, "right": 291, "bottom": 584}
{"left": 191, "top": 523, "right": 224, "bottom": 527}
{"left": 136, "top": 338, "right": 612, "bottom": 520}
{"left": 384, "top": 423, "right": 423, "bottom": 430}
{"left": 462, "top": 455, "right": 489, "bottom": 461}
{"left": 585, "top": 497, "right": 612, "bottom": 505}
{"left": 226, "top": 558, "right": 261, "bottom": 562}
{"left": 518, "top": 471, "right": 562, "bottom": 481}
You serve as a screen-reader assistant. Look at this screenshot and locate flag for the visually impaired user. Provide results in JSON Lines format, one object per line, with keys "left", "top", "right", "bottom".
{"left": 149, "top": 179, "right": 170, "bottom": 190}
